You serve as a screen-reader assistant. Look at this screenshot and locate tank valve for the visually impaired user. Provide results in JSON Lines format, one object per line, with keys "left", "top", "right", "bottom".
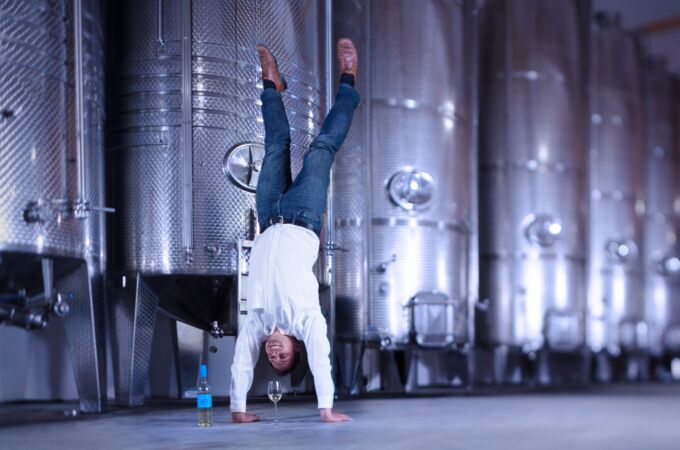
{"left": 657, "top": 256, "right": 680, "bottom": 276}
{"left": 210, "top": 320, "right": 224, "bottom": 339}
{"left": 23, "top": 201, "right": 51, "bottom": 224}
{"left": 204, "top": 244, "right": 220, "bottom": 257}
{"left": 72, "top": 200, "right": 90, "bottom": 219}
{"left": 376, "top": 253, "right": 397, "bottom": 273}
{"left": 476, "top": 298, "right": 490, "bottom": 311}
{"left": 1, "top": 109, "right": 14, "bottom": 120}
{"left": 52, "top": 293, "right": 71, "bottom": 317}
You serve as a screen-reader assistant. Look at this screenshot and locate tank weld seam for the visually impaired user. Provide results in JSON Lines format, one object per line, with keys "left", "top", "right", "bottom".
{"left": 110, "top": 84, "right": 324, "bottom": 116}
{"left": 191, "top": 55, "right": 320, "bottom": 90}
{"left": 370, "top": 217, "right": 472, "bottom": 234}
{"left": 371, "top": 98, "right": 469, "bottom": 124}
{"left": 480, "top": 252, "right": 588, "bottom": 261}
{"left": 479, "top": 160, "right": 583, "bottom": 172}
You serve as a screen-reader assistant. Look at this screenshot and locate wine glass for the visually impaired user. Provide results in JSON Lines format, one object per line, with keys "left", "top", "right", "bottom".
{"left": 268, "top": 380, "right": 283, "bottom": 423}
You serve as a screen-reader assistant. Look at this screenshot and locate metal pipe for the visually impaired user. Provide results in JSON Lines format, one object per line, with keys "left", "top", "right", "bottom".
{"left": 157, "top": 0, "right": 165, "bottom": 46}
{"left": 0, "top": 295, "right": 24, "bottom": 303}
{"left": 180, "top": 0, "right": 193, "bottom": 255}
{"left": 364, "top": 0, "right": 373, "bottom": 342}
{"left": 73, "top": 0, "right": 87, "bottom": 206}
{"left": 324, "top": 0, "right": 336, "bottom": 375}
{"left": 465, "top": 0, "right": 480, "bottom": 388}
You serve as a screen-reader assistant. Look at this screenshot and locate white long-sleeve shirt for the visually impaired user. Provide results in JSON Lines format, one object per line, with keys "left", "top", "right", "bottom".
{"left": 229, "top": 223, "right": 334, "bottom": 412}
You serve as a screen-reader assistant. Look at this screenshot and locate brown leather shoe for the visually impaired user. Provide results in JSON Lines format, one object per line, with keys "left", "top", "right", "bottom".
{"left": 337, "top": 38, "right": 358, "bottom": 76}
{"left": 256, "top": 45, "right": 286, "bottom": 92}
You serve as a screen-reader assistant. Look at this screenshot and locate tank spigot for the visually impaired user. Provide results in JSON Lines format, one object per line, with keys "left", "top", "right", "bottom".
{"left": 210, "top": 320, "right": 224, "bottom": 339}
{"left": 72, "top": 200, "right": 90, "bottom": 219}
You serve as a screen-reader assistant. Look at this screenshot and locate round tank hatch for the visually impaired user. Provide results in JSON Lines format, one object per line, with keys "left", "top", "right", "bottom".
{"left": 223, "top": 143, "right": 265, "bottom": 193}
{"left": 386, "top": 169, "right": 435, "bottom": 211}
{"left": 524, "top": 214, "right": 562, "bottom": 247}
{"left": 605, "top": 239, "right": 638, "bottom": 264}
{"left": 657, "top": 255, "right": 680, "bottom": 276}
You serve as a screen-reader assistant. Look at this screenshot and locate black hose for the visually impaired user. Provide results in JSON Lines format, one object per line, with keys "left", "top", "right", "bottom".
{"left": 0, "top": 294, "right": 25, "bottom": 303}
{"left": 0, "top": 304, "right": 48, "bottom": 329}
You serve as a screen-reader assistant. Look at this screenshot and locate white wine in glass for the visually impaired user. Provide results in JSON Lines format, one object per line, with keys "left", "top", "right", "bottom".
{"left": 268, "top": 380, "right": 283, "bottom": 423}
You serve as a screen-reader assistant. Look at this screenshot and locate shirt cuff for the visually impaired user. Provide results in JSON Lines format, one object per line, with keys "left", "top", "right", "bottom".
{"left": 317, "top": 395, "right": 333, "bottom": 410}
{"left": 230, "top": 399, "right": 247, "bottom": 413}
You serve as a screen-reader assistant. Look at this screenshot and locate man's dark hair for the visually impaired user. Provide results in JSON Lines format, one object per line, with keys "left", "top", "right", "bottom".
{"left": 270, "top": 347, "right": 302, "bottom": 376}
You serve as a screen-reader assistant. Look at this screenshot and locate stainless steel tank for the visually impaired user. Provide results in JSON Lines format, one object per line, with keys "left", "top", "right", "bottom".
{"left": 588, "top": 13, "right": 647, "bottom": 381}
{"left": 333, "top": 0, "right": 477, "bottom": 390}
{"left": 107, "top": 0, "right": 328, "bottom": 405}
{"left": 0, "top": 0, "right": 107, "bottom": 411}
{"left": 477, "top": 0, "right": 590, "bottom": 384}
{"left": 643, "top": 58, "right": 680, "bottom": 361}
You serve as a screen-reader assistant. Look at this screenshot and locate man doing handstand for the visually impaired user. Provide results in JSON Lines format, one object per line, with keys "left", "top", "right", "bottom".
{"left": 230, "top": 39, "right": 359, "bottom": 423}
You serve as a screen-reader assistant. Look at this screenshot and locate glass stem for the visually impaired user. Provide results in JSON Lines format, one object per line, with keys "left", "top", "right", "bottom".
{"left": 274, "top": 402, "right": 278, "bottom": 422}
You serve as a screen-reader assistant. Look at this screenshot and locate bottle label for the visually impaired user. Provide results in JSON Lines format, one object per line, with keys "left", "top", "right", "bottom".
{"left": 197, "top": 394, "right": 212, "bottom": 409}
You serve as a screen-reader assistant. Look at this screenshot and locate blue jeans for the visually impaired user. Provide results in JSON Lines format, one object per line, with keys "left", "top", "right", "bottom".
{"left": 256, "top": 83, "right": 360, "bottom": 235}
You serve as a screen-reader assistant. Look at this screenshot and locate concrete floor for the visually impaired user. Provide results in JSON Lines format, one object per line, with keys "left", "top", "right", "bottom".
{"left": 1, "top": 385, "right": 679, "bottom": 450}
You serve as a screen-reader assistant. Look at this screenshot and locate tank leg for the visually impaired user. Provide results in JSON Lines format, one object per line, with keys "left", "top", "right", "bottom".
{"left": 465, "top": 344, "right": 476, "bottom": 392}
{"left": 437, "top": 346, "right": 473, "bottom": 390}
{"left": 57, "top": 262, "right": 107, "bottom": 413}
{"left": 505, "top": 346, "right": 525, "bottom": 385}
{"left": 109, "top": 274, "right": 159, "bottom": 406}
{"left": 537, "top": 349, "right": 590, "bottom": 386}
{"left": 493, "top": 345, "right": 509, "bottom": 385}
{"left": 593, "top": 351, "right": 613, "bottom": 383}
{"left": 623, "top": 353, "right": 650, "bottom": 382}
{"left": 393, "top": 349, "right": 411, "bottom": 390}
{"left": 652, "top": 355, "right": 672, "bottom": 382}
{"left": 335, "top": 340, "right": 365, "bottom": 395}
{"left": 378, "top": 349, "right": 409, "bottom": 393}
{"left": 172, "top": 320, "right": 207, "bottom": 398}
{"left": 535, "top": 349, "right": 551, "bottom": 386}
{"left": 472, "top": 345, "right": 496, "bottom": 386}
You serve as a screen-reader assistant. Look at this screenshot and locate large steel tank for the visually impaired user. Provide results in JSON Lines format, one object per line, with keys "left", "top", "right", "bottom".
{"left": 0, "top": 0, "right": 107, "bottom": 411}
{"left": 588, "top": 13, "right": 647, "bottom": 381}
{"left": 333, "top": 0, "right": 477, "bottom": 391}
{"left": 477, "top": 0, "right": 590, "bottom": 384}
{"left": 644, "top": 58, "right": 680, "bottom": 364}
{"left": 107, "top": 0, "right": 328, "bottom": 405}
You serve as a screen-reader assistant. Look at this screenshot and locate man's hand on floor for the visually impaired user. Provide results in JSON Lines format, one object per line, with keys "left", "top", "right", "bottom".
{"left": 232, "top": 412, "right": 260, "bottom": 423}
{"left": 319, "top": 408, "right": 351, "bottom": 423}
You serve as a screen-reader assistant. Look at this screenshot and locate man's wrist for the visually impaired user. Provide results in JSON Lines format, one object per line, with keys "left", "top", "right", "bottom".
{"left": 230, "top": 399, "right": 247, "bottom": 413}
{"left": 317, "top": 395, "right": 333, "bottom": 410}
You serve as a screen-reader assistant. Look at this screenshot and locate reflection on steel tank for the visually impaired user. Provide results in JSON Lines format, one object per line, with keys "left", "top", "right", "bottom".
{"left": 0, "top": 0, "right": 107, "bottom": 412}
{"left": 106, "top": 0, "right": 328, "bottom": 406}
{"left": 477, "top": 0, "right": 590, "bottom": 385}
{"left": 588, "top": 12, "right": 647, "bottom": 382}
{"left": 333, "top": 0, "right": 478, "bottom": 392}
{"left": 643, "top": 57, "right": 680, "bottom": 370}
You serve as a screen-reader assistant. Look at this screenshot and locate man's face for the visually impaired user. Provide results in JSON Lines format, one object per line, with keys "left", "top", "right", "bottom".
{"left": 265, "top": 330, "right": 297, "bottom": 372}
